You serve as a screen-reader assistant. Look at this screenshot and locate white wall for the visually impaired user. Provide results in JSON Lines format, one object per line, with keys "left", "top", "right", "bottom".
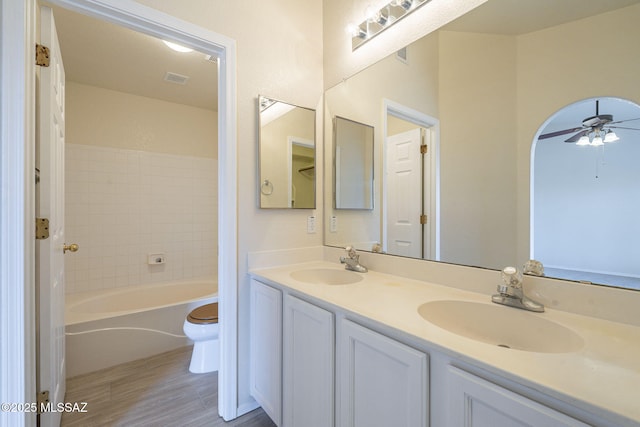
{"left": 534, "top": 107, "right": 640, "bottom": 277}
{"left": 65, "top": 144, "right": 217, "bottom": 293}
{"left": 65, "top": 83, "right": 218, "bottom": 294}
{"left": 133, "top": 0, "right": 324, "bottom": 411}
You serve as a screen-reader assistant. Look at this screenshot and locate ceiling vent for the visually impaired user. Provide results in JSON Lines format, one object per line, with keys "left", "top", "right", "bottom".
{"left": 164, "top": 72, "right": 189, "bottom": 85}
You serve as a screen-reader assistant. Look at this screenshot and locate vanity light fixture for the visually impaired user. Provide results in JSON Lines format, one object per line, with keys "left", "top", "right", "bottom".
{"left": 348, "top": 0, "right": 430, "bottom": 50}
{"left": 162, "top": 40, "right": 193, "bottom": 53}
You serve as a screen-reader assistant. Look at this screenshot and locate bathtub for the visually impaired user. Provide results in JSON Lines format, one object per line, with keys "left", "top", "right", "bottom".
{"left": 65, "top": 279, "right": 217, "bottom": 378}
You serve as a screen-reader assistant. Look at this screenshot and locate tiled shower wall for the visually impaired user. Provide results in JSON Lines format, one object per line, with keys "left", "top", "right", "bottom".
{"left": 64, "top": 144, "right": 217, "bottom": 294}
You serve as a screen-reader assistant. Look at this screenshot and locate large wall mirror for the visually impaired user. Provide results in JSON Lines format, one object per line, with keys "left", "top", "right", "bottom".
{"left": 259, "top": 96, "right": 316, "bottom": 209}
{"left": 323, "top": 0, "right": 640, "bottom": 290}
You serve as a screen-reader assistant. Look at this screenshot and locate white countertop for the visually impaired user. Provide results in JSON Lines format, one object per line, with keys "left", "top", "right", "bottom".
{"left": 250, "top": 260, "right": 640, "bottom": 426}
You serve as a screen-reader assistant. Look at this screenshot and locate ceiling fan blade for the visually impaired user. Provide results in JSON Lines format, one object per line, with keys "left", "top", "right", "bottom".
{"left": 608, "top": 126, "right": 640, "bottom": 131}
{"left": 608, "top": 117, "right": 640, "bottom": 125}
{"left": 538, "top": 126, "right": 584, "bottom": 140}
{"left": 565, "top": 129, "right": 590, "bottom": 143}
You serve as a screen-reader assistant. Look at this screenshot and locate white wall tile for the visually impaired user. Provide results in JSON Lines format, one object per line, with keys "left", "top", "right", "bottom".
{"left": 65, "top": 144, "right": 217, "bottom": 294}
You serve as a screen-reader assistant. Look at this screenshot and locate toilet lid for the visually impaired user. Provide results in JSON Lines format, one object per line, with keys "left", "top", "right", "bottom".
{"left": 187, "top": 303, "right": 219, "bottom": 324}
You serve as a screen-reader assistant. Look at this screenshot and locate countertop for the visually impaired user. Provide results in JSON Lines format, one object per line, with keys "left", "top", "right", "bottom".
{"left": 250, "top": 260, "right": 640, "bottom": 426}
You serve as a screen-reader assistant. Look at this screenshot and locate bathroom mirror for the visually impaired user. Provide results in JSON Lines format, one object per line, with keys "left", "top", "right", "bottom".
{"left": 259, "top": 96, "right": 316, "bottom": 209}
{"left": 333, "top": 116, "right": 374, "bottom": 210}
{"left": 323, "top": 0, "right": 640, "bottom": 290}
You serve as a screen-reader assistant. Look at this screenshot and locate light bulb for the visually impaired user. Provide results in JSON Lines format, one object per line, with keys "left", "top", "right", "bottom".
{"left": 591, "top": 135, "right": 604, "bottom": 146}
{"left": 346, "top": 23, "right": 367, "bottom": 38}
{"left": 604, "top": 130, "right": 619, "bottom": 143}
{"left": 576, "top": 136, "right": 590, "bottom": 146}
{"left": 392, "top": 0, "right": 413, "bottom": 10}
{"left": 162, "top": 40, "right": 193, "bottom": 53}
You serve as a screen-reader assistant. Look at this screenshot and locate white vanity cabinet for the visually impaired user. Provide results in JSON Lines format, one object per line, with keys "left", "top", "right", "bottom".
{"left": 445, "top": 366, "right": 589, "bottom": 427}
{"left": 283, "top": 294, "right": 334, "bottom": 427}
{"left": 249, "top": 279, "right": 282, "bottom": 426}
{"left": 338, "top": 319, "right": 429, "bottom": 427}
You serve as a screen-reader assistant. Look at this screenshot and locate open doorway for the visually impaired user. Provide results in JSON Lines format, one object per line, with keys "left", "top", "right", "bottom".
{"left": 532, "top": 96, "right": 640, "bottom": 290}
{"left": 383, "top": 99, "right": 440, "bottom": 260}
{"left": 33, "top": 0, "right": 239, "bottom": 422}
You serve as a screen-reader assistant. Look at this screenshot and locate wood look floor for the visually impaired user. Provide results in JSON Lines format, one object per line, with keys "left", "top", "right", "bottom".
{"left": 61, "top": 346, "right": 276, "bottom": 427}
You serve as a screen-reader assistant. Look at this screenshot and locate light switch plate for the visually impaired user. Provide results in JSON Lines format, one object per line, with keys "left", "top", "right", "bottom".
{"left": 330, "top": 215, "right": 338, "bottom": 233}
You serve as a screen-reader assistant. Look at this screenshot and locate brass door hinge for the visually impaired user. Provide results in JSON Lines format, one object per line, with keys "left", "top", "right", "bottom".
{"left": 37, "top": 390, "right": 49, "bottom": 414}
{"left": 36, "top": 44, "right": 50, "bottom": 67}
{"left": 420, "top": 144, "right": 428, "bottom": 154}
{"left": 420, "top": 214, "right": 428, "bottom": 225}
{"left": 36, "top": 218, "right": 50, "bottom": 240}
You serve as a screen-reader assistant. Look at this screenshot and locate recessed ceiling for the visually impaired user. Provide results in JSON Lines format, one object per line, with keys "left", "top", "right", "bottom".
{"left": 443, "top": 0, "right": 640, "bottom": 35}
{"left": 50, "top": 5, "right": 218, "bottom": 111}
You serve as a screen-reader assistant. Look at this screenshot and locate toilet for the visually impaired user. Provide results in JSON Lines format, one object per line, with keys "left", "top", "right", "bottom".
{"left": 183, "top": 302, "right": 219, "bottom": 374}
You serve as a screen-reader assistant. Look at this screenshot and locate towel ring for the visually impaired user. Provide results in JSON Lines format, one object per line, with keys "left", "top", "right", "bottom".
{"left": 261, "top": 179, "right": 274, "bottom": 195}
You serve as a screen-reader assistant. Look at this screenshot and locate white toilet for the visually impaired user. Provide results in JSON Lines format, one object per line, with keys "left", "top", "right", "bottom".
{"left": 183, "top": 302, "right": 219, "bottom": 374}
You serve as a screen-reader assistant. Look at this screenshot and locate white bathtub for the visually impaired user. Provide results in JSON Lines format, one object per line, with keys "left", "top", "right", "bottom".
{"left": 65, "top": 279, "right": 217, "bottom": 378}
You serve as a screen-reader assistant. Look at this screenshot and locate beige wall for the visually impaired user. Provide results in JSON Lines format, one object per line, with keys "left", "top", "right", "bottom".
{"left": 66, "top": 82, "right": 217, "bottom": 158}
{"left": 322, "top": 0, "right": 487, "bottom": 89}
{"left": 439, "top": 31, "right": 517, "bottom": 269}
{"left": 515, "top": 3, "right": 640, "bottom": 263}
{"left": 133, "top": 0, "right": 324, "bottom": 410}
{"left": 324, "top": 32, "right": 439, "bottom": 250}
{"left": 260, "top": 107, "right": 315, "bottom": 208}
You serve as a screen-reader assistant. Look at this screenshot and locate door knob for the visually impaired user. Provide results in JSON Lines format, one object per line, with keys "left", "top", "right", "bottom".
{"left": 63, "top": 243, "right": 79, "bottom": 254}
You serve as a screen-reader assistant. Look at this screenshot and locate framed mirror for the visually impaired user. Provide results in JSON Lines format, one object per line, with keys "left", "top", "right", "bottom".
{"left": 333, "top": 116, "right": 374, "bottom": 210}
{"left": 323, "top": 0, "right": 640, "bottom": 290}
{"left": 258, "top": 95, "right": 316, "bottom": 209}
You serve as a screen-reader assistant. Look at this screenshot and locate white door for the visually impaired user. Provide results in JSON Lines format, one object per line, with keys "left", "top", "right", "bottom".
{"left": 386, "top": 128, "right": 424, "bottom": 258}
{"left": 37, "top": 6, "right": 67, "bottom": 427}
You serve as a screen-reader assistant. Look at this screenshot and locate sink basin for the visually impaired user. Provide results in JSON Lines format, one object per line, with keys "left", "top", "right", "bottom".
{"left": 418, "top": 300, "right": 583, "bottom": 353}
{"left": 289, "top": 268, "right": 363, "bottom": 285}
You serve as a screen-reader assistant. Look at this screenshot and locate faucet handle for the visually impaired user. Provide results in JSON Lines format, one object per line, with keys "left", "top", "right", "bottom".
{"left": 345, "top": 246, "right": 357, "bottom": 259}
{"left": 523, "top": 259, "right": 544, "bottom": 276}
{"left": 501, "top": 266, "right": 522, "bottom": 288}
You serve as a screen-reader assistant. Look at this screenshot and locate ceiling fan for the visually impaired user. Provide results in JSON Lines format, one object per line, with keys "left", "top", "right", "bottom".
{"left": 538, "top": 100, "right": 640, "bottom": 145}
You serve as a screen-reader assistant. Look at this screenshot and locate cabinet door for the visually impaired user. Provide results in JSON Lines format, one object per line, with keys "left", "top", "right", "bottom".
{"left": 249, "top": 279, "right": 282, "bottom": 426}
{"left": 339, "top": 319, "right": 428, "bottom": 427}
{"left": 283, "top": 295, "right": 334, "bottom": 427}
{"left": 447, "top": 366, "right": 589, "bottom": 427}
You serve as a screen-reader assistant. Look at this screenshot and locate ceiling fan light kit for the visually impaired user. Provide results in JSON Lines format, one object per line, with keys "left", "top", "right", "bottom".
{"left": 539, "top": 99, "right": 640, "bottom": 147}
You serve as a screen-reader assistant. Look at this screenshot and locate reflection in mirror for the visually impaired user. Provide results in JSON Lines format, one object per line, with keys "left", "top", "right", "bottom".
{"left": 533, "top": 97, "right": 640, "bottom": 290}
{"left": 323, "top": 0, "right": 640, "bottom": 290}
{"left": 333, "top": 116, "right": 374, "bottom": 210}
{"left": 259, "top": 96, "right": 315, "bottom": 209}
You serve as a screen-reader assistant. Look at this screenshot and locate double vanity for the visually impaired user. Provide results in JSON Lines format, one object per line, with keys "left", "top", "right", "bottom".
{"left": 248, "top": 250, "right": 640, "bottom": 427}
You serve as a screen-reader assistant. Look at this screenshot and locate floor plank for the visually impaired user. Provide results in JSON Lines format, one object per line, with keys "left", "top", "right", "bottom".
{"left": 61, "top": 346, "right": 276, "bottom": 427}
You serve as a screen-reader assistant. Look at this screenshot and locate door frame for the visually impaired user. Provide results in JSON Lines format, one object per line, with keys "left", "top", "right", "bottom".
{"left": 383, "top": 99, "right": 440, "bottom": 260}
{"left": 0, "top": 1, "right": 37, "bottom": 425}
{"left": 0, "top": 0, "right": 239, "bottom": 423}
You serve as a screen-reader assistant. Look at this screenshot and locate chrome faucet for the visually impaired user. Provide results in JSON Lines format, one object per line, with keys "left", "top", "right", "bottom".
{"left": 340, "top": 246, "right": 368, "bottom": 273}
{"left": 492, "top": 266, "right": 544, "bottom": 312}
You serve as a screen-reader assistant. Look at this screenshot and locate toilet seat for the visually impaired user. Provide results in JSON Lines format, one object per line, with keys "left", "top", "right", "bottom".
{"left": 187, "top": 302, "right": 219, "bottom": 324}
